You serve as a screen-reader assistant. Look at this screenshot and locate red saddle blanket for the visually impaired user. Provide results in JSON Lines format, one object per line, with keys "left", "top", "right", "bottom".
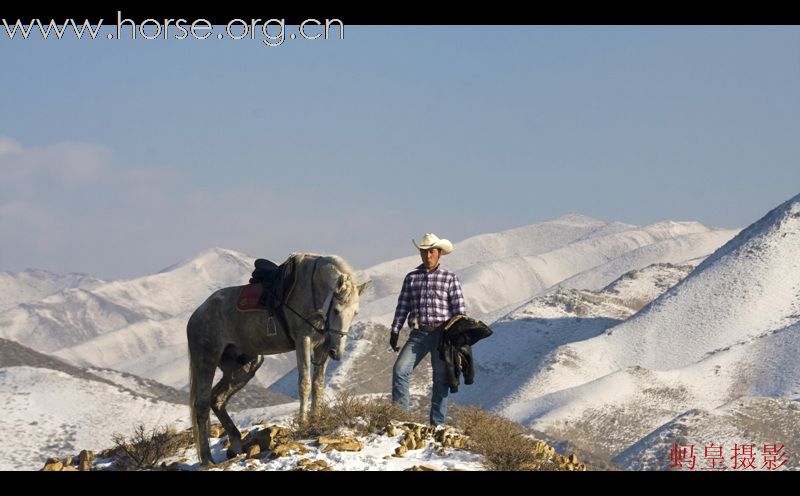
{"left": 236, "top": 283, "right": 264, "bottom": 311}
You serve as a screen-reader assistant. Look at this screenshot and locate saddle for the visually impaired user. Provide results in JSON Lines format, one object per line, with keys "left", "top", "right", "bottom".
{"left": 236, "top": 257, "right": 298, "bottom": 343}
{"left": 236, "top": 257, "right": 298, "bottom": 312}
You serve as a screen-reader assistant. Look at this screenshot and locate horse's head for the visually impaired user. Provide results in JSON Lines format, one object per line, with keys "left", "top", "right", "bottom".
{"left": 323, "top": 272, "right": 370, "bottom": 360}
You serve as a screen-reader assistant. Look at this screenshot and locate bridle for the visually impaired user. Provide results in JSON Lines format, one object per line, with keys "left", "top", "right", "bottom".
{"left": 279, "top": 258, "right": 349, "bottom": 339}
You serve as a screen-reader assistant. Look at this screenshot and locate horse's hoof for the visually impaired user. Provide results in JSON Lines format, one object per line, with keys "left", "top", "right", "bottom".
{"left": 226, "top": 448, "right": 241, "bottom": 460}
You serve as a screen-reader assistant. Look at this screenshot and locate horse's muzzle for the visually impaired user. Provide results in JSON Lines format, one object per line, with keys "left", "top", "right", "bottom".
{"left": 329, "top": 349, "right": 341, "bottom": 360}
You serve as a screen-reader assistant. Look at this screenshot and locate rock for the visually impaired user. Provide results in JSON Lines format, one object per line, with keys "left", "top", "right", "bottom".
{"left": 64, "top": 455, "right": 73, "bottom": 466}
{"left": 271, "top": 442, "right": 309, "bottom": 458}
{"left": 248, "top": 426, "right": 291, "bottom": 451}
{"left": 321, "top": 438, "right": 363, "bottom": 453}
{"left": 308, "top": 460, "right": 331, "bottom": 471}
{"left": 209, "top": 424, "right": 226, "bottom": 438}
{"left": 78, "top": 450, "right": 95, "bottom": 472}
{"left": 294, "top": 459, "right": 331, "bottom": 471}
{"left": 61, "top": 465, "right": 78, "bottom": 472}
{"left": 386, "top": 424, "right": 397, "bottom": 437}
{"left": 78, "top": 450, "right": 94, "bottom": 465}
{"left": 569, "top": 453, "right": 579, "bottom": 465}
{"left": 404, "top": 464, "right": 438, "bottom": 471}
{"left": 394, "top": 445, "right": 407, "bottom": 456}
{"left": 246, "top": 445, "right": 261, "bottom": 459}
{"left": 42, "top": 458, "right": 63, "bottom": 471}
{"left": 437, "top": 448, "right": 447, "bottom": 456}
{"left": 531, "top": 441, "right": 555, "bottom": 459}
{"left": 335, "top": 439, "right": 363, "bottom": 452}
{"left": 403, "top": 432, "right": 425, "bottom": 450}
{"left": 383, "top": 455, "right": 393, "bottom": 461}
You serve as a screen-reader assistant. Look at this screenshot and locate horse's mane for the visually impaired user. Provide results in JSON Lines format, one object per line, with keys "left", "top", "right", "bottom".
{"left": 288, "top": 252, "right": 360, "bottom": 303}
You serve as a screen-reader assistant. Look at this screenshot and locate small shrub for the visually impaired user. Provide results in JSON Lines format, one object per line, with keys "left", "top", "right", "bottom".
{"left": 452, "top": 406, "right": 545, "bottom": 471}
{"left": 110, "top": 424, "right": 190, "bottom": 470}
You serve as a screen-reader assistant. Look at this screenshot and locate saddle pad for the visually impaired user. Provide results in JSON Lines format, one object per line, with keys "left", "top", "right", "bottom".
{"left": 236, "top": 283, "right": 264, "bottom": 312}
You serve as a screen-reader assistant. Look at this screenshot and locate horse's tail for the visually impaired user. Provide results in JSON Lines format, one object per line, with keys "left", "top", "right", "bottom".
{"left": 187, "top": 312, "right": 204, "bottom": 460}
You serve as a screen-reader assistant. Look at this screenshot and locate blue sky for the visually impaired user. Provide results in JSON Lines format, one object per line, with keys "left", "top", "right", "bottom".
{"left": 1, "top": 25, "right": 798, "bottom": 279}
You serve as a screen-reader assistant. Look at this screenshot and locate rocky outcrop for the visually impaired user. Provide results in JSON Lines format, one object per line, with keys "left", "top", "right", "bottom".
{"left": 294, "top": 458, "right": 332, "bottom": 471}
{"left": 386, "top": 422, "right": 470, "bottom": 457}
{"left": 41, "top": 449, "right": 96, "bottom": 472}
{"left": 317, "top": 436, "right": 363, "bottom": 453}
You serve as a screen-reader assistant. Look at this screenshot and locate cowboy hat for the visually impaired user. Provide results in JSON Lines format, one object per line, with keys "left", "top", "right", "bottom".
{"left": 413, "top": 233, "right": 453, "bottom": 255}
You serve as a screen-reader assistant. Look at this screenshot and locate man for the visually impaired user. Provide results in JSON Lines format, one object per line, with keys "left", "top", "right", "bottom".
{"left": 390, "top": 232, "right": 466, "bottom": 426}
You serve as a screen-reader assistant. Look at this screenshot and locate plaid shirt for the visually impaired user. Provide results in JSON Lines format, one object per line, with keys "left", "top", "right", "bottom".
{"left": 390, "top": 264, "right": 466, "bottom": 334}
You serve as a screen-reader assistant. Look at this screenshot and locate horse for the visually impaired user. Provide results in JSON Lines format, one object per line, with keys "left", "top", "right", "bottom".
{"left": 186, "top": 252, "right": 369, "bottom": 465}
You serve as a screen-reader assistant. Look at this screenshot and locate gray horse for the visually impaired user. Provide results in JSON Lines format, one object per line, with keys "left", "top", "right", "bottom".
{"left": 187, "top": 253, "right": 369, "bottom": 465}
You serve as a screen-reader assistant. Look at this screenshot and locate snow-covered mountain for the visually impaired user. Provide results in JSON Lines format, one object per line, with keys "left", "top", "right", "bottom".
{"left": 0, "top": 336, "right": 297, "bottom": 470}
{"left": 0, "top": 366, "right": 190, "bottom": 471}
{"left": 0, "top": 248, "right": 252, "bottom": 352}
{"left": 314, "top": 215, "right": 734, "bottom": 401}
{"left": 0, "top": 337, "right": 187, "bottom": 404}
{"left": 319, "top": 261, "right": 703, "bottom": 406}
{"left": 263, "top": 215, "right": 735, "bottom": 399}
{"left": 614, "top": 396, "right": 800, "bottom": 470}
{"left": 0, "top": 249, "right": 278, "bottom": 388}
{"left": 0, "top": 215, "right": 736, "bottom": 394}
{"left": 482, "top": 193, "right": 800, "bottom": 469}
{"left": 0, "top": 336, "right": 191, "bottom": 471}
{"left": 358, "top": 215, "right": 736, "bottom": 325}
{"left": 0, "top": 269, "right": 103, "bottom": 312}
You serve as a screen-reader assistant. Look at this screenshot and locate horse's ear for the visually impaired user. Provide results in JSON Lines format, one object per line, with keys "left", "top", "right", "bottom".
{"left": 357, "top": 280, "right": 371, "bottom": 296}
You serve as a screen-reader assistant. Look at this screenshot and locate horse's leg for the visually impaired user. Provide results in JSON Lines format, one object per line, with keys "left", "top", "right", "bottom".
{"left": 189, "top": 346, "right": 218, "bottom": 466}
{"left": 296, "top": 335, "right": 312, "bottom": 424}
{"left": 311, "top": 353, "right": 330, "bottom": 417}
{"left": 212, "top": 354, "right": 264, "bottom": 457}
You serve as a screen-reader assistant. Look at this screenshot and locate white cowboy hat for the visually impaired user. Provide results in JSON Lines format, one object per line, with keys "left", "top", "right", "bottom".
{"left": 413, "top": 233, "right": 453, "bottom": 255}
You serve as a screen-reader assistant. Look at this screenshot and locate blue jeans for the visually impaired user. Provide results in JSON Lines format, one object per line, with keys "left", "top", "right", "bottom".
{"left": 392, "top": 328, "right": 449, "bottom": 425}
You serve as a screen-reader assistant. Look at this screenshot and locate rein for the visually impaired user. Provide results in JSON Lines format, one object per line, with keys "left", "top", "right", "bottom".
{"left": 275, "top": 257, "right": 349, "bottom": 338}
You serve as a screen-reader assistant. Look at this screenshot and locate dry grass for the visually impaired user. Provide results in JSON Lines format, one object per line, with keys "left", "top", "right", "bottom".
{"left": 283, "top": 393, "right": 571, "bottom": 471}
{"left": 452, "top": 405, "right": 554, "bottom": 471}
{"left": 110, "top": 424, "right": 191, "bottom": 470}
{"left": 291, "top": 391, "right": 425, "bottom": 439}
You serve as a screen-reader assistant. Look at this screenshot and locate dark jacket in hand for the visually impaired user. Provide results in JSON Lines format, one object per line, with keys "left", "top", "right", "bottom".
{"left": 438, "top": 315, "right": 493, "bottom": 393}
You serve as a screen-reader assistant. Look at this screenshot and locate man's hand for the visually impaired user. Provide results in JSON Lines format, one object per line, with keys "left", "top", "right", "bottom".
{"left": 389, "top": 332, "right": 400, "bottom": 352}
